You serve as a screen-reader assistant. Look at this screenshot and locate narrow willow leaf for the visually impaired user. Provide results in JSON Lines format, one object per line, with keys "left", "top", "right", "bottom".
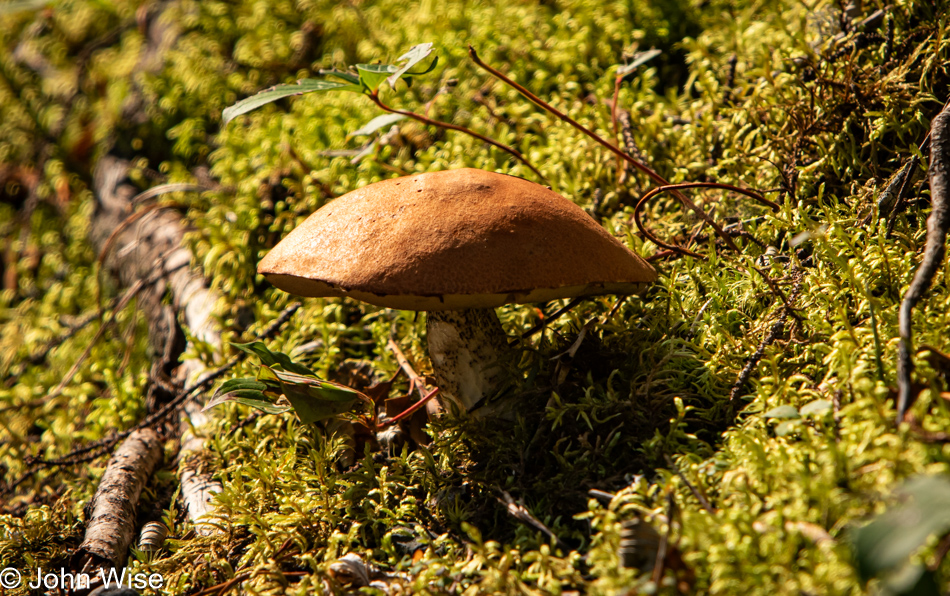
{"left": 349, "top": 113, "right": 406, "bottom": 137}
{"left": 356, "top": 64, "right": 398, "bottom": 93}
{"left": 232, "top": 341, "right": 313, "bottom": 375}
{"left": 386, "top": 43, "right": 436, "bottom": 87}
{"left": 222, "top": 79, "right": 361, "bottom": 124}
{"left": 317, "top": 68, "right": 361, "bottom": 85}
{"left": 230, "top": 397, "right": 291, "bottom": 415}
{"left": 212, "top": 378, "right": 268, "bottom": 398}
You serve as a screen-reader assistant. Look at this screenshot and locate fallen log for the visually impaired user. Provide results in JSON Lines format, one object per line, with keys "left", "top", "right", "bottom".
{"left": 89, "top": 155, "right": 225, "bottom": 541}
{"left": 77, "top": 428, "right": 163, "bottom": 571}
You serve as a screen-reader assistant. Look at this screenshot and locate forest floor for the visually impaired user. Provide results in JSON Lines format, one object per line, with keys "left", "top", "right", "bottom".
{"left": 2, "top": 0, "right": 950, "bottom": 594}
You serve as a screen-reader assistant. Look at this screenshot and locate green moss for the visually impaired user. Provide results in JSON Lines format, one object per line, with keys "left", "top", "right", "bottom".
{"left": 3, "top": 0, "right": 950, "bottom": 593}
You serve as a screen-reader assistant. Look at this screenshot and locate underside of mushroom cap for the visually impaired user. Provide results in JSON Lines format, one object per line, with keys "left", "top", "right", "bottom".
{"left": 258, "top": 168, "right": 657, "bottom": 311}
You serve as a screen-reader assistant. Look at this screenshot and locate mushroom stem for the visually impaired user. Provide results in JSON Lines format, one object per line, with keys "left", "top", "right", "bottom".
{"left": 426, "top": 308, "right": 514, "bottom": 413}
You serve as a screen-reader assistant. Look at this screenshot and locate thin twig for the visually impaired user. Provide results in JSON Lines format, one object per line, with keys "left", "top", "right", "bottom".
{"left": 897, "top": 103, "right": 950, "bottom": 422}
{"left": 518, "top": 296, "right": 585, "bottom": 341}
{"left": 20, "top": 303, "right": 302, "bottom": 469}
{"left": 729, "top": 273, "right": 804, "bottom": 402}
{"left": 468, "top": 45, "right": 743, "bottom": 253}
{"left": 873, "top": 97, "right": 950, "bottom": 232}
{"left": 366, "top": 92, "right": 546, "bottom": 183}
{"left": 4, "top": 311, "right": 97, "bottom": 386}
{"left": 633, "top": 182, "right": 779, "bottom": 258}
{"left": 377, "top": 387, "right": 439, "bottom": 428}
{"left": 883, "top": 156, "right": 920, "bottom": 235}
{"left": 750, "top": 266, "right": 805, "bottom": 326}
{"left": 617, "top": 110, "right": 645, "bottom": 186}
{"left": 95, "top": 201, "right": 185, "bottom": 309}
{"left": 44, "top": 278, "right": 146, "bottom": 403}
{"left": 497, "top": 489, "right": 570, "bottom": 551}
{"left": 7, "top": 260, "right": 188, "bottom": 411}
{"left": 664, "top": 455, "right": 715, "bottom": 514}
{"left": 386, "top": 336, "right": 428, "bottom": 399}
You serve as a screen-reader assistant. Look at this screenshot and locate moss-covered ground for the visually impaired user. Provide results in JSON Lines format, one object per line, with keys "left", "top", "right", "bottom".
{"left": 2, "top": 0, "right": 950, "bottom": 593}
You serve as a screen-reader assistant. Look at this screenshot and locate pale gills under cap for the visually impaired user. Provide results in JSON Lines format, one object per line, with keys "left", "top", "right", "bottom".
{"left": 258, "top": 168, "right": 657, "bottom": 311}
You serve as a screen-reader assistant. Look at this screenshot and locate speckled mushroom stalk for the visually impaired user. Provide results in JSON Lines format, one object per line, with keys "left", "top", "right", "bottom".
{"left": 426, "top": 309, "right": 511, "bottom": 412}
{"left": 257, "top": 168, "right": 657, "bottom": 416}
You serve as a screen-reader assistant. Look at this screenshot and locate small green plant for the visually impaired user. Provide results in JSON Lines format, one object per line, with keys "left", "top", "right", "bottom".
{"left": 206, "top": 341, "right": 435, "bottom": 431}
{"left": 222, "top": 43, "right": 544, "bottom": 179}
{"left": 205, "top": 341, "right": 372, "bottom": 424}
{"left": 851, "top": 475, "right": 950, "bottom": 596}
{"left": 222, "top": 43, "right": 438, "bottom": 125}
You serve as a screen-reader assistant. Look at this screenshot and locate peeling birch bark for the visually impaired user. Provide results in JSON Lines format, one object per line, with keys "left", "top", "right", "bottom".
{"left": 78, "top": 428, "right": 163, "bottom": 569}
{"left": 91, "top": 156, "right": 224, "bottom": 540}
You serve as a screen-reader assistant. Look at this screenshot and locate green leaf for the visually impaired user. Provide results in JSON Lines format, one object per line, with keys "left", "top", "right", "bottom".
{"left": 349, "top": 113, "right": 407, "bottom": 137}
{"left": 269, "top": 368, "right": 362, "bottom": 402}
{"left": 879, "top": 563, "right": 941, "bottom": 596}
{"left": 800, "top": 399, "right": 833, "bottom": 416}
{"left": 231, "top": 341, "right": 314, "bottom": 375}
{"left": 851, "top": 475, "right": 950, "bottom": 583}
{"left": 317, "top": 68, "right": 361, "bottom": 85}
{"left": 764, "top": 405, "right": 800, "bottom": 419}
{"left": 356, "top": 64, "right": 399, "bottom": 93}
{"left": 386, "top": 43, "right": 436, "bottom": 87}
{"left": 222, "top": 79, "right": 361, "bottom": 124}
{"left": 213, "top": 378, "right": 269, "bottom": 397}
{"left": 203, "top": 378, "right": 286, "bottom": 414}
{"left": 264, "top": 367, "right": 361, "bottom": 424}
{"left": 207, "top": 390, "right": 292, "bottom": 415}
{"left": 230, "top": 398, "right": 292, "bottom": 415}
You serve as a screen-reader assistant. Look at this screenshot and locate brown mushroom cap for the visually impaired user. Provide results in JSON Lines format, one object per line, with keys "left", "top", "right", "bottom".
{"left": 258, "top": 168, "right": 657, "bottom": 311}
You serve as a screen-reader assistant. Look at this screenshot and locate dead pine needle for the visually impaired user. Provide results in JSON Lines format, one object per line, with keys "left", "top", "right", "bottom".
{"left": 897, "top": 104, "right": 950, "bottom": 422}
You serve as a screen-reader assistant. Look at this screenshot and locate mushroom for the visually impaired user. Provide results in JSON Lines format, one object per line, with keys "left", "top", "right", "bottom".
{"left": 258, "top": 168, "right": 656, "bottom": 414}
